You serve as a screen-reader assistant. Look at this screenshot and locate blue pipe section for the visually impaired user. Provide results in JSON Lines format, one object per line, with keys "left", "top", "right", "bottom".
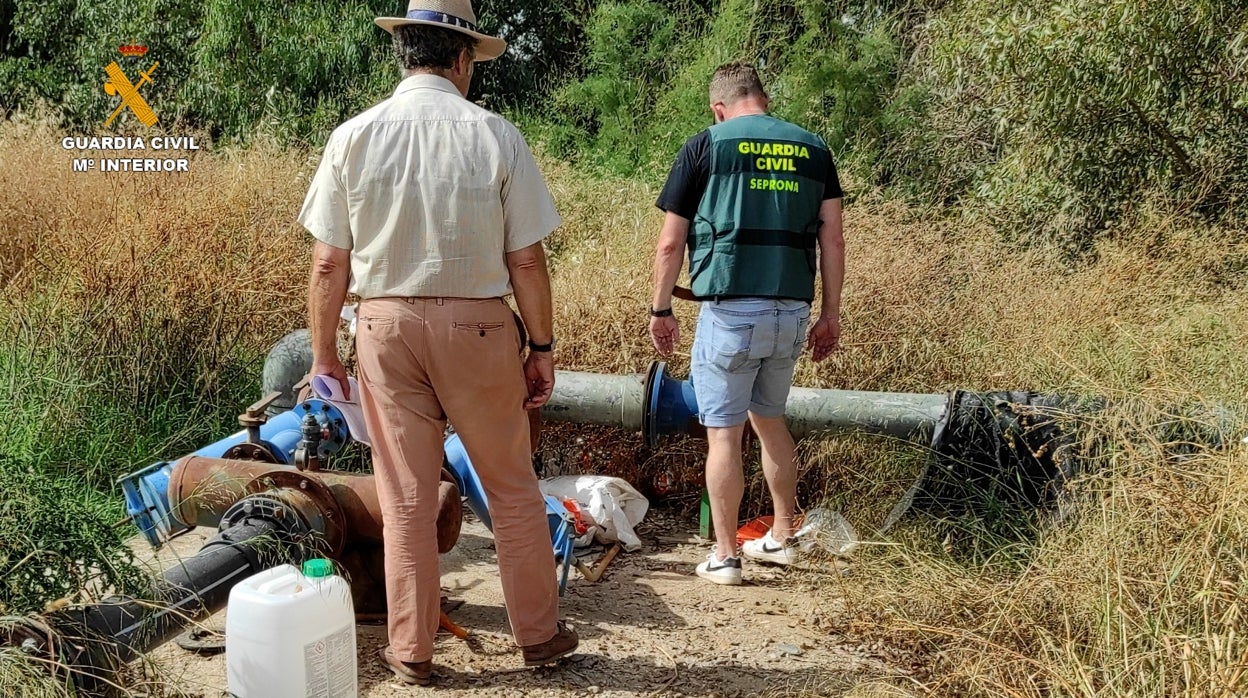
{"left": 645, "top": 361, "right": 700, "bottom": 449}
{"left": 192, "top": 400, "right": 348, "bottom": 464}
{"left": 443, "top": 431, "right": 576, "bottom": 594}
{"left": 119, "top": 461, "right": 186, "bottom": 548}
{"left": 125, "top": 400, "right": 583, "bottom": 592}
{"left": 119, "top": 399, "right": 349, "bottom": 547}
{"left": 125, "top": 412, "right": 572, "bottom": 554}
{"left": 443, "top": 433, "right": 493, "bottom": 530}
{"left": 444, "top": 432, "right": 570, "bottom": 540}
{"left": 124, "top": 365, "right": 695, "bottom": 549}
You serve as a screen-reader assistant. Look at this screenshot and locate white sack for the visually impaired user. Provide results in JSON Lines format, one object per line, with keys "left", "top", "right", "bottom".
{"left": 539, "top": 475, "right": 649, "bottom": 551}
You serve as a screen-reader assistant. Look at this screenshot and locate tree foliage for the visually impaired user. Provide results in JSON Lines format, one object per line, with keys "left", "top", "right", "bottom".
{"left": 0, "top": 0, "right": 592, "bottom": 143}
{"left": 472, "top": 0, "right": 596, "bottom": 109}
{"left": 180, "top": 0, "right": 396, "bottom": 142}
{"left": 546, "top": 0, "right": 1248, "bottom": 249}
{"left": 963, "top": 0, "right": 1248, "bottom": 249}
{"left": 3, "top": 0, "right": 1248, "bottom": 246}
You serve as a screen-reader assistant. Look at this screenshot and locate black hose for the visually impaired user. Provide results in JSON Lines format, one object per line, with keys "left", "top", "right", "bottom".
{"left": 39, "top": 518, "right": 289, "bottom": 693}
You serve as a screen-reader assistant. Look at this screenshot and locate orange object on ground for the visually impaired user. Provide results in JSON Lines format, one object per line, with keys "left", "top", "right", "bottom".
{"left": 560, "top": 498, "right": 590, "bottom": 536}
{"left": 439, "top": 611, "right": 469, "bottom": 640}
{"left": 735, "top": 514, "right": 804, "bottom": 548}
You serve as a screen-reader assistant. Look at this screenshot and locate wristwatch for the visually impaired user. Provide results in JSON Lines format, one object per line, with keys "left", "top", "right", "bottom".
{"left": 650, "top": 307, "right": 674, "bottom": 317}
{"left": 528, "top": 338, "right": 556, "bottom": 353}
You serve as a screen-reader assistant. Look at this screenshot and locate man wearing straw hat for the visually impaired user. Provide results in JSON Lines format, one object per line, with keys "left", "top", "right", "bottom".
{"left": 300, "top": 0, "right": 578, "bottom": 684}
{"left": 649, "top": 62, "right": 845, "bottom": 585}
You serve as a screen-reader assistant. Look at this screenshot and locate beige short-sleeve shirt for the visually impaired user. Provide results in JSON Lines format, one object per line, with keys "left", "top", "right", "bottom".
{"left": 298, "top": 74, "right": 561, "bottom": 299}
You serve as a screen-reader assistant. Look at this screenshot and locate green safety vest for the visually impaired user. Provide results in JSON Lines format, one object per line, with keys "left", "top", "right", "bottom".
{"left": 689, "top": 114, "right": 832, "bottom": 301}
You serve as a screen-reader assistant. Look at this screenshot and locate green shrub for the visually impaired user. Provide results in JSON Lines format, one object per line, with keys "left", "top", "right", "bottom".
{"left": 179, "top": 0, "right": 395, "bottom": 143}
{"left": 551, "top": 0, "right": 700, "bottom": 171}
{"left": 955, "top": 0, "right": 1248, "bottom": 251}
{"left": 0, "top": 454, "right": 149, "bottom": 615}
{"left": 6, "top": 0, "right": 1248, "bottom": 246}
{"left": 548, "top": 0, "right": 916, "bottom": 190}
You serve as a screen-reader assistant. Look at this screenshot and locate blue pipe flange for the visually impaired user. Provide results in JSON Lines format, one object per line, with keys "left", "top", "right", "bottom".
{"left": 290, "top": 398, "right": 350, "bottom": 461}
{"left": 187, "top": 400, "right": 349, "bottom": 466}
{"left": 118, "top": 461, "right": 192, "bottom": 548}
{"left": 643, "top": 360, "right": 700, "bottom": 448}
{"left": 120, "top": 401, "right": 352, "bottom": 547}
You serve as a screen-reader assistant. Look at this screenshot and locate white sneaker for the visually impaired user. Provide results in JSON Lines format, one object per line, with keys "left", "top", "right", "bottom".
{"left": 695, "top": 552, "right": 743, "bottom": 585}
{"left": 741, "top": 531, "right": 800, "bottom": 566}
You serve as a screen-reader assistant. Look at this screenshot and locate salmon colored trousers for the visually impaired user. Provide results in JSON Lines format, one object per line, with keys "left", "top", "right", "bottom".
{"left": 354, "top": 297, "right": 559, "bottom": 663}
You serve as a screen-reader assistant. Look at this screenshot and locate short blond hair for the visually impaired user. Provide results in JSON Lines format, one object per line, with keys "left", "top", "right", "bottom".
{"left": 709, "top": 62, "right": 767, "bottom": 106}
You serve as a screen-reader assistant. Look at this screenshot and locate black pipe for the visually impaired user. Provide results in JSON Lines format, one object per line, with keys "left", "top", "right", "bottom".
{"left": 39, "top": 517, "right": 289, "bottom": 693}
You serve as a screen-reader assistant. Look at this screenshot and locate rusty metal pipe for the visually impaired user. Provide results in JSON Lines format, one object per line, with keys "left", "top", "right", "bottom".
{"left": 168, "top": 456, "right": 461, "bottom": 554}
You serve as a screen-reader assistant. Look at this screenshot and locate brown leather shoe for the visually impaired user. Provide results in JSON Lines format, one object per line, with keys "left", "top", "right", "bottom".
{"left": 379, "top": 646, "right": 433, "bottom": 686}
{"left": 521, "top": 620, "right": 579, "bottom": 667}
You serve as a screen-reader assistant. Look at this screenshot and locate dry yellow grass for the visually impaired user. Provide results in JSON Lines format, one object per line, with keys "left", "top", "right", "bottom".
{"left": 542, "top": 149, "right": 1248, "bottom": 698}
{"left": 8, "top": 116, "right": 1243, "bottom": 404}
{"left": 2, "top": 117, "right": 1247, "bottom": 696}
{"left": 814, "top": 437, "right": 1248, "bottom": 697}
{"left": 546, "top": 170, "right": 1248, "bottom": 401}
{"left": 0, "top": 120, "right": 310, "bottom": 359}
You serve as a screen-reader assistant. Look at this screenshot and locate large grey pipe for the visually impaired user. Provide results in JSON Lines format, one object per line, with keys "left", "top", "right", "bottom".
{"left": 262, "top": 329, "right": 313, "bottom": 415}
{"left": 544, "top": 371, "right": 647, "bottom": 430}
{"left": 542, "top": 368, "right": 946, "bottom": 443}
{"left": 782, "top": 386, "right": 946, "bottom": 441}
{"left": 262, "top": 331, "right": 946, "bottom": 443}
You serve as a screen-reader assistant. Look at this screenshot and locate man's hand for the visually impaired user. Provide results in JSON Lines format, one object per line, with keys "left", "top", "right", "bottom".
{"left": 650, "top": 315, "right": 680, "bottom": 356}
{"left": 523, "top": 351, "right": 555, "bottom": 410}
{"left": 808, "top": 314, "right": 841, "bottom": 362}
{"left": 311, "top": 356, "right": 351, "bottom": 399}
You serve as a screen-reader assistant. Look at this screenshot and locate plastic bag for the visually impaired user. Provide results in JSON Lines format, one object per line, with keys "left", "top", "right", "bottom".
{"left": 793, "top": 507, "right": 858, "bottom": 556}
{"left": 539, "top": 475, "right": 649, "bottom": 551}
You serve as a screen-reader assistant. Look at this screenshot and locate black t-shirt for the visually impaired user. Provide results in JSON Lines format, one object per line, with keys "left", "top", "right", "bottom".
{"left": 655, "top": 129, "right": 844, "bottom": 219}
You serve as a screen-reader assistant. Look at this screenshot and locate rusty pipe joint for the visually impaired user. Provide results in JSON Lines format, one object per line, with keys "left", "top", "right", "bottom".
{"left": 168, "top": 455, "right": 462, "bottom": 555}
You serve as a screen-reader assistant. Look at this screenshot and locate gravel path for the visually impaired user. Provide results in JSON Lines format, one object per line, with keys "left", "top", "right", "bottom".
{"left": 141, "top": 511, "right": 905, "bottom": 697}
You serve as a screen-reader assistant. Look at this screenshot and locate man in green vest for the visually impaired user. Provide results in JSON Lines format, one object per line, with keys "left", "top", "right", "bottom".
{"left": 649, "top": 62, "right": 844, "bottom": 585}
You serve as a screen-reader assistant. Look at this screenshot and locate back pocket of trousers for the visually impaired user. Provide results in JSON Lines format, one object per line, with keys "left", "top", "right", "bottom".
{"left": 710, "top": 319, "right": 754, "bottom": 372}
{"left": 453, "top": 321, "right": 505, "bottom": 337}
{"left": 359, "top": 315, "right": 396, "bottom": 337}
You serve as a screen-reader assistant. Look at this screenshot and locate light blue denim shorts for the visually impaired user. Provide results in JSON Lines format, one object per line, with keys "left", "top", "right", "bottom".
{"left": 690, "top": 298, "right": 811, "bottom": 428}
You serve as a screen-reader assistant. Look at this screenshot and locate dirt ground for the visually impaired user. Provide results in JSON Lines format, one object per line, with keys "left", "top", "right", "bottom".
{"left": 140, "top": 510, "right": 910, "bottom": 697}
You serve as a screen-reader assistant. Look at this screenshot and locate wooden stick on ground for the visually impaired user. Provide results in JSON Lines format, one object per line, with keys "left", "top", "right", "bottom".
{"left": 575, "top": 543, "right": 622, "bottom": 583}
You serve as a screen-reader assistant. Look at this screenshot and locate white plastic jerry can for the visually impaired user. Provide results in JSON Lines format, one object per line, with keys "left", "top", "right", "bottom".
{"left": 226, "top": 559, "right": 357, "bottom": 698}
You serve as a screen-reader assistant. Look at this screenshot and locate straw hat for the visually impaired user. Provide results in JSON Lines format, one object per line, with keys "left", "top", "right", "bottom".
{"left": 375, "top": 0, "right": 507, "bottom": 62}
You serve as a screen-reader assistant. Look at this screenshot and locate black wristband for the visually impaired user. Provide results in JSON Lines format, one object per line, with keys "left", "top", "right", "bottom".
{"left": 528, "top": 339, "right": 555, "bottom": 353}
{"left": 650, "top": 307, "right": 673, "bottom": 318}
